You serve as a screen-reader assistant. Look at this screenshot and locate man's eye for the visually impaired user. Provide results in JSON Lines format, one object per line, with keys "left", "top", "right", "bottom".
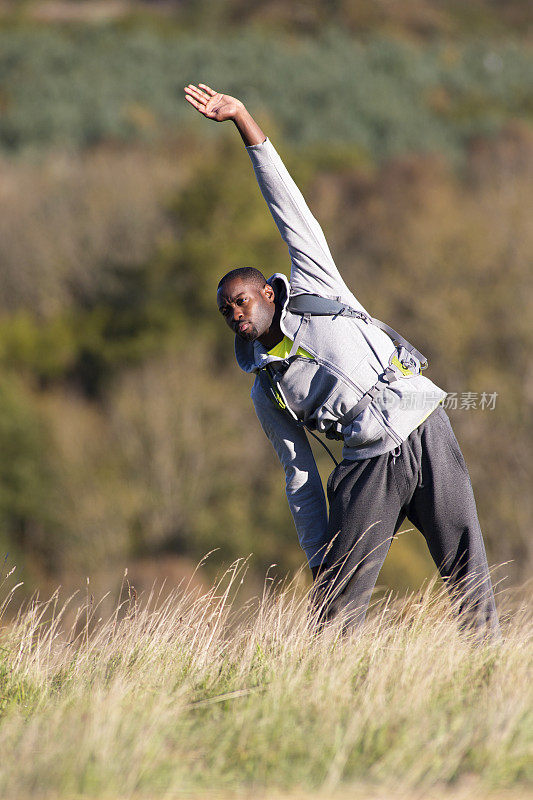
{"left": 236, "top": 298, "right": 247, "bottom": 306}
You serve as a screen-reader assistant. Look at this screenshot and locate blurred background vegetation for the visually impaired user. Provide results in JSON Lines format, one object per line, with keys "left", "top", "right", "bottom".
{"left": 0, "top": 0, "right": 531, "bottom": 603}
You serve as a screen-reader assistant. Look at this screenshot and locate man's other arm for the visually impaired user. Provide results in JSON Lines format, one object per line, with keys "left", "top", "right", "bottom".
{"left": 251, "top": 380, "right": 329, "bottom": 570}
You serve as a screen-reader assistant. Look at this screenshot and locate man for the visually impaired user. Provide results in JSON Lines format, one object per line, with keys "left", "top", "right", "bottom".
{"left": 184, "top": 83, "right": 500, "bottom": 638}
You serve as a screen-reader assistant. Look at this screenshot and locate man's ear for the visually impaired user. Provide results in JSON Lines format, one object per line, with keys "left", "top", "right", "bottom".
{"left": 262, "top": 283, "right": 275, "bottom": 303}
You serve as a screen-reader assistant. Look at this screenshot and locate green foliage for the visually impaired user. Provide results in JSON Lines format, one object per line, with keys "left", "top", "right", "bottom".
{"left": 0, "top": 375, "right": 63, "bottom": 575}
{"left": 0, "top": 312, "right": 76, "bottom": 380}
{"left": 0, "top": 27, "right": 530, "bottom": 160}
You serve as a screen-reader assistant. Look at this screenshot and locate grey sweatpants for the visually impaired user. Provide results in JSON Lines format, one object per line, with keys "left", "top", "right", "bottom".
{"left": 314, "top": 406, "right": 501, "bottom": 639}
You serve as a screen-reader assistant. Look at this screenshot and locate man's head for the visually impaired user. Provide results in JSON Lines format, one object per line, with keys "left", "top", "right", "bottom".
{"left": 217, "top": 267, "right": 276, "bottom": 343}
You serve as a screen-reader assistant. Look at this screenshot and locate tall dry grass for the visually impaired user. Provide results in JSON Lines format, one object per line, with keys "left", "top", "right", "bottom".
{"left": 0, "top": 560, "right": 530, "bottom": 799}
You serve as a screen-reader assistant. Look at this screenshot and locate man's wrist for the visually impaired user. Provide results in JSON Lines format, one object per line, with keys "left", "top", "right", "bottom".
{"left": 232, "top": 103, "right": 247, "bottom": 124}
{"left": 232, "top": 106, "right": 266, "bottom": 147}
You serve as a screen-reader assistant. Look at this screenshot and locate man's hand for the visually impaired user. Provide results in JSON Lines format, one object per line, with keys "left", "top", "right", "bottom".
{"left": 184, "top": 84, "right": 243, "bottom": 122}
{"left": 184, "top": 83, "right": 266, "bottom": 147}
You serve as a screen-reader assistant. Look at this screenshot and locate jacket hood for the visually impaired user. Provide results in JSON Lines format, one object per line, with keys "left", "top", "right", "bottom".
{"left": 234, "top": 273, "right": 291, "bottom": 373}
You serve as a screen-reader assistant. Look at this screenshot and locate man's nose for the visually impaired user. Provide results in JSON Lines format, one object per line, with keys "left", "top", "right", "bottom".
{"left": 232, "top": 307, "right": 244, "bottom": 322}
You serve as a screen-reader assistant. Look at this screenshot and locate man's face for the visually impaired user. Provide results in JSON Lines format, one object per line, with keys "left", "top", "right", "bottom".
{"left": 217, "top": 277, "right": 275, "bottom": 342}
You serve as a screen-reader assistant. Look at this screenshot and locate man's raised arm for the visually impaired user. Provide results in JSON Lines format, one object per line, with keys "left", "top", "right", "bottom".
{"left": 184, "top": 84, "right": 360, "bottom": 305}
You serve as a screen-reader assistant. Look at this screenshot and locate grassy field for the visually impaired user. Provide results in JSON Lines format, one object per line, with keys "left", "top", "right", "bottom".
{"left": 0, "top": 561, "right": 531, "bottom": 799}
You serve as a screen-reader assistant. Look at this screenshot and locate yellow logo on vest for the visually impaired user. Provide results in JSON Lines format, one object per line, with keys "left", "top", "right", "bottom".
{"left": 390, "top": 354, "right": 414, "bottom": 377}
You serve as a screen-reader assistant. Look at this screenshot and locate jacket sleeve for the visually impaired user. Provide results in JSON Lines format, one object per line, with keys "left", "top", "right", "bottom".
{"left": 251, "top": 378, "right": 330, "bottom": 569}
{"left": 246, "top": 138, "right": 362, "bottom": 309}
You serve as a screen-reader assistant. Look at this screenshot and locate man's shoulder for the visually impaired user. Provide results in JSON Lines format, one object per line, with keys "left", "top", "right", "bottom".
{"left": 250, "top": 375, "right": 302, "bottom": 434}
{"left": 250, "top": 374, "right": 263, "bottom": 402}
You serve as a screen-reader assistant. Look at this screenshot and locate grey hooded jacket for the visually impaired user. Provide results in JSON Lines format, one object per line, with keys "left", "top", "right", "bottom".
{"left": 235, "top": 138, "right": 446, "bottom": 567}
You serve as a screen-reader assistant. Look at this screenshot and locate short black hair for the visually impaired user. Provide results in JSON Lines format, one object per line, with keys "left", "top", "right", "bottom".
{"left": 217, "top": 267, "right": 267, "bottom": 292}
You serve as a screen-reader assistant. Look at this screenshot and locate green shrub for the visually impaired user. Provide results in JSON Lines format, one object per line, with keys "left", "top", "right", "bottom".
{"left": 0, "top": 375, "right": 63, "bottom": 576}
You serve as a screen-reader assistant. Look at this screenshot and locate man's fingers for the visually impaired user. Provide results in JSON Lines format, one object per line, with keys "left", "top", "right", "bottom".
{"left": 184, "top": 84, "right": 226, "bottom": 120}
{"left": 198, "top": 83, "right": 216, "bottom": 96}
{"left": 185, "top": 85, "right": 208, "bottom": 104}
{"left": 184, "top": 94, "right": 206, "bottom": 113}
{"left": 184, "top": 88, "right": 204, "bottom": 105}
{"left": 185, "top": 85, "right": 209, "bottom": 104}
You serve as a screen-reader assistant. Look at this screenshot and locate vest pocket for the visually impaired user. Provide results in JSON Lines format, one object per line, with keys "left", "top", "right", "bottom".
{"left": 276, "top": 358, "right": 340, "bottom": 419}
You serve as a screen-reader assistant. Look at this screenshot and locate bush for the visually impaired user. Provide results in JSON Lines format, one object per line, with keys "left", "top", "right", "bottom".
{"left": 0, "top": 375, "right": 63, "bottom": 577}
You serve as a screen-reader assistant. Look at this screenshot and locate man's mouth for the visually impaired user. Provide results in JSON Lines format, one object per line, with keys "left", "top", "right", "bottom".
{"left": 235, "top": 321, "right": 257, "bottom": 341}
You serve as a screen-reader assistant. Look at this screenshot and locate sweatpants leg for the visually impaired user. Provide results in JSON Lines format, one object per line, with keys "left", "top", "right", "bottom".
{"left": 404, "top": 407, "right": 501, "bottom": 639}
{"left": 314, "top": 447, "right": 407, "bottom": 630}
{"left": 315, "top": 406, "right": 501, "bottom": 639}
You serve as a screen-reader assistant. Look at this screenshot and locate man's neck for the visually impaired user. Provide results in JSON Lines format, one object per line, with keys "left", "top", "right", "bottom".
{"left": 258, "top": 323, "right": 283, "bottom": 351}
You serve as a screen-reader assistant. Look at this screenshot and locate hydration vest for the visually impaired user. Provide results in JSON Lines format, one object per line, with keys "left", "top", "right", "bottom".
{"left": 258, "top": 293, "right": 428, "bottom": 455}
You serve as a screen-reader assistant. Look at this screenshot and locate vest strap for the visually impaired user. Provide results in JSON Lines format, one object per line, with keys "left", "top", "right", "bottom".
{"left": 287, "top": 293, "right": 427, "bottom": 369}
{"left": 288, "top": 313, "right": 311, "bottom": 358}
{"left": 337, "top": 366, "right": 397, "bottom": 429}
